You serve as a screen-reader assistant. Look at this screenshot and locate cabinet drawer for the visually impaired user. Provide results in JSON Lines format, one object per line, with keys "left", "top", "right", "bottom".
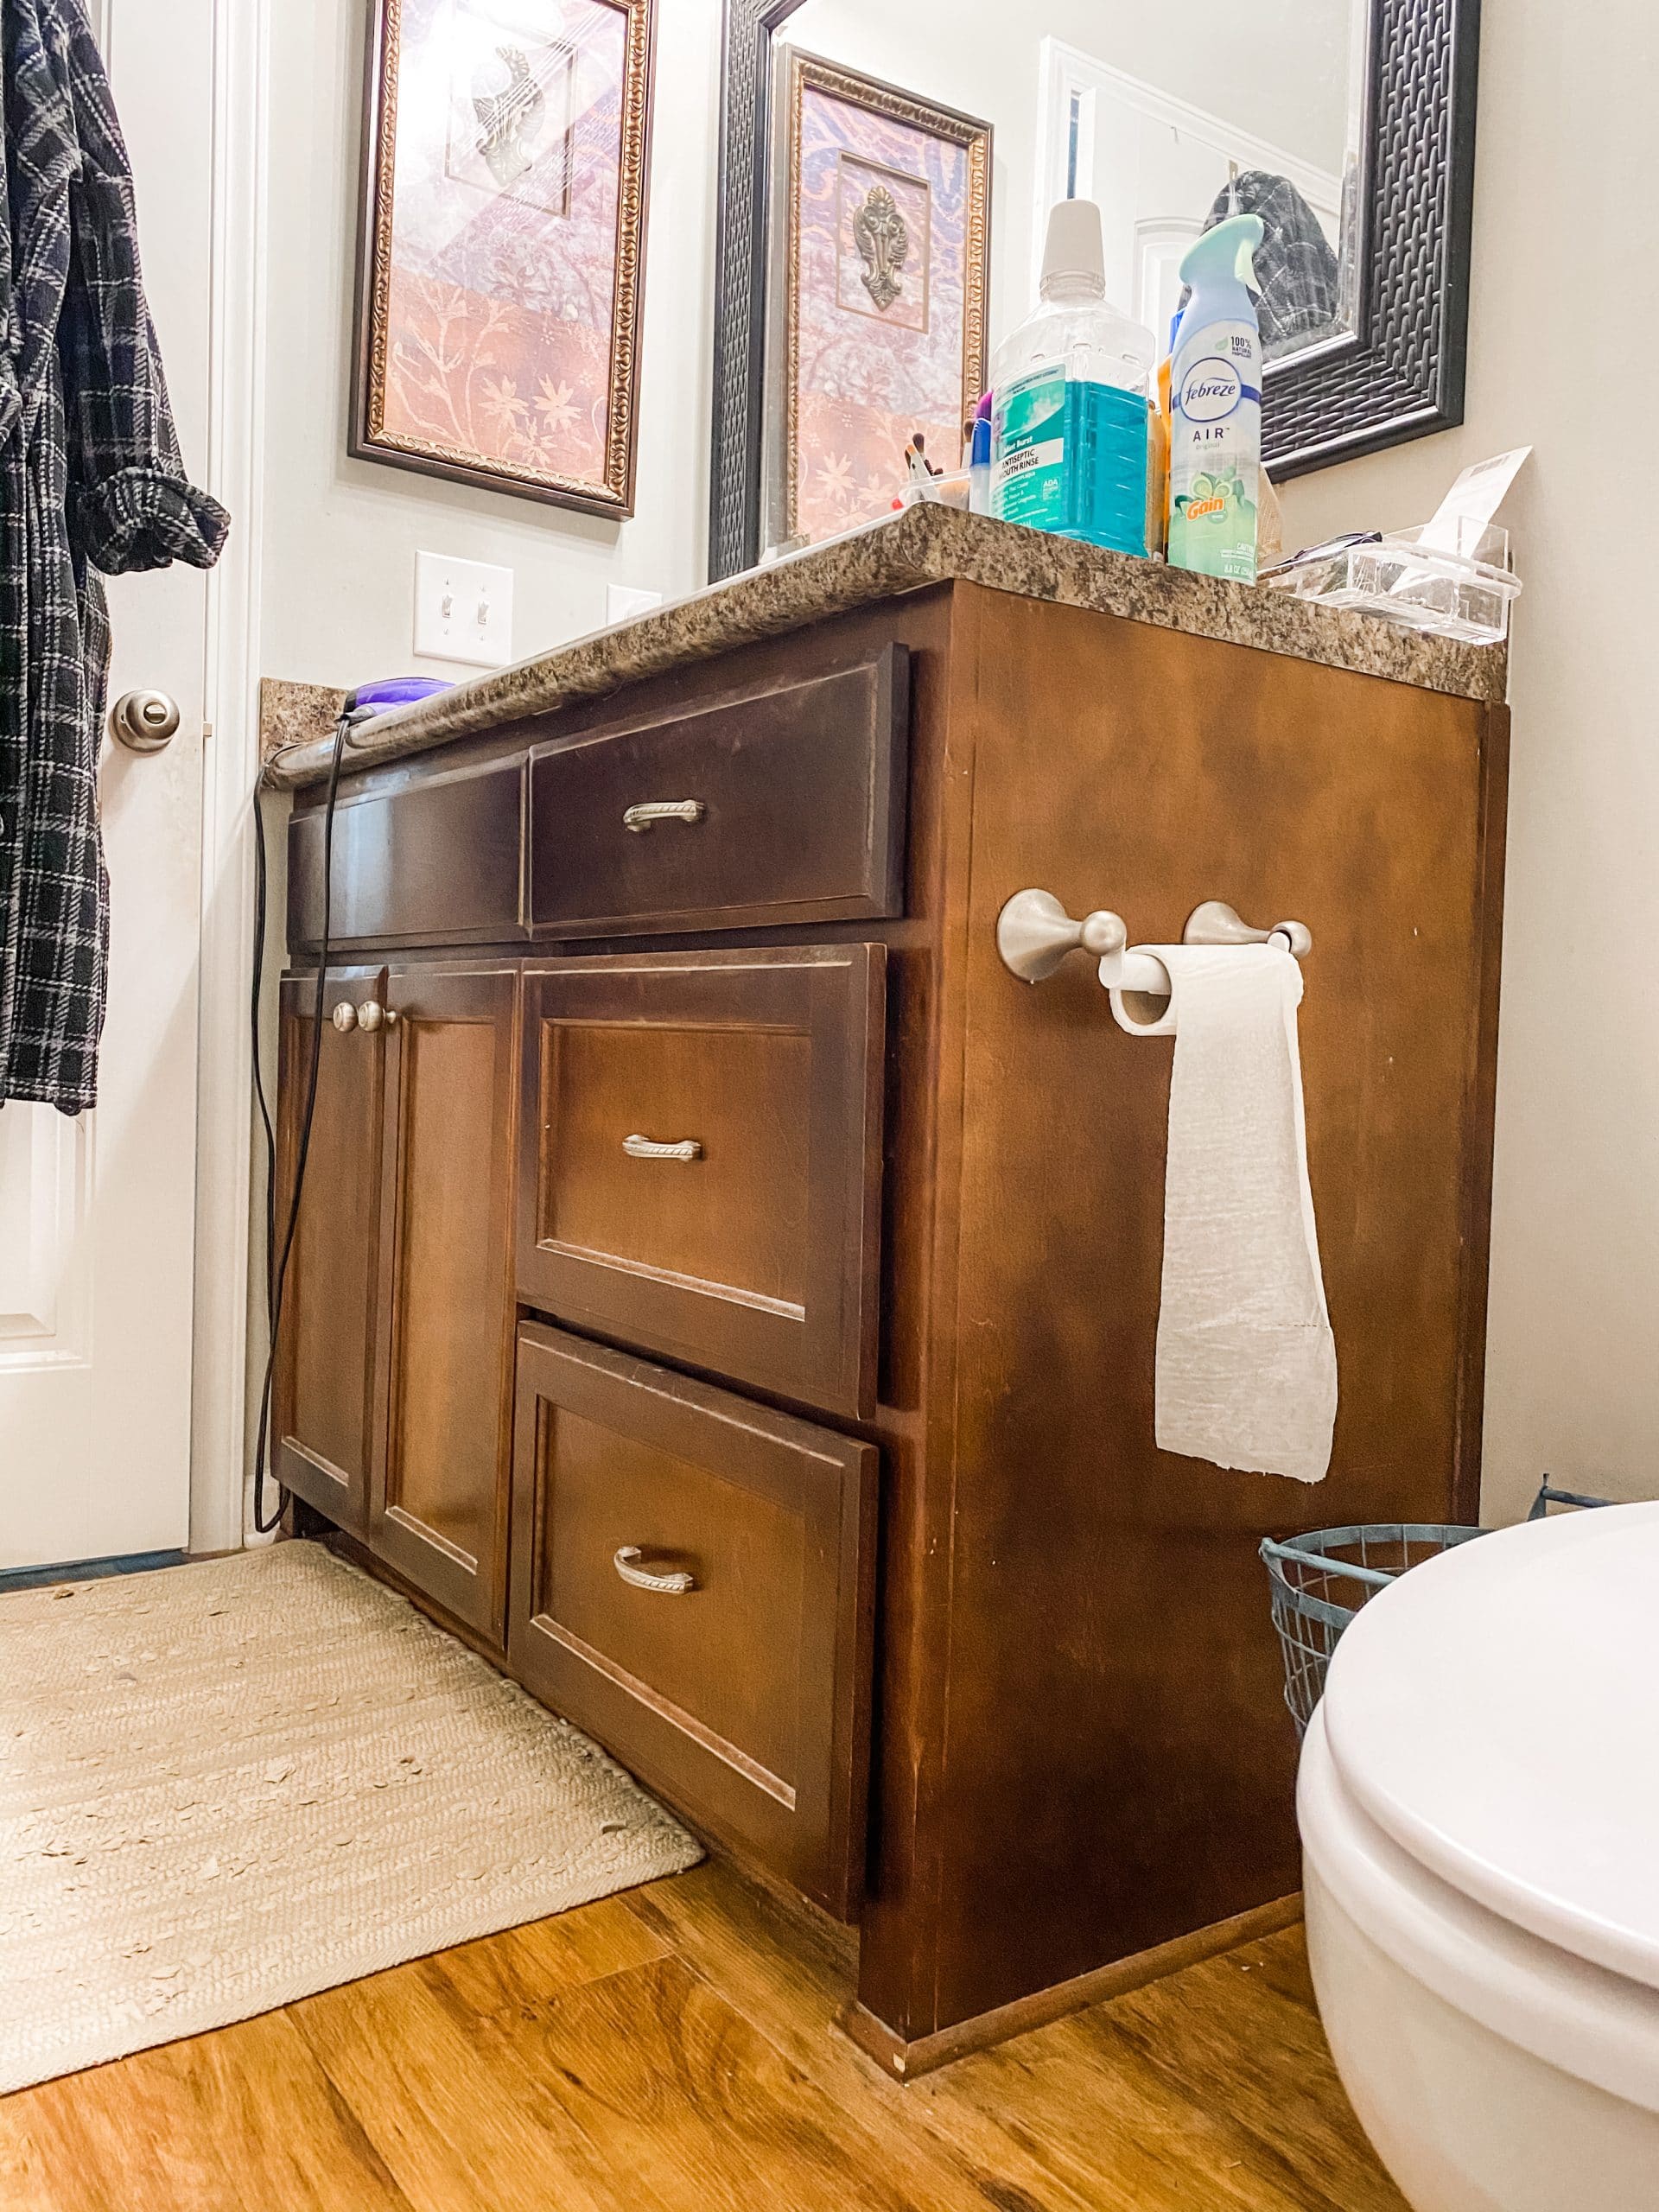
{"left": 289, "top": 756, "right": 524, "bottom": 951}
{"left": 507, "top": 1324, "right": 876, "bottom": 1917}
{"left": 518, "top": 946, "right": 886, "bottom": 1418}
{"left": 527, "top": 649, "right": 907, "bottom": 937}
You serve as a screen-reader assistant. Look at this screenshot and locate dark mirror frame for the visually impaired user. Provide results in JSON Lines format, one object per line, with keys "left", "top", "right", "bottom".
{"left": 709, "top": 0, "right": 1481, "bottom": 581}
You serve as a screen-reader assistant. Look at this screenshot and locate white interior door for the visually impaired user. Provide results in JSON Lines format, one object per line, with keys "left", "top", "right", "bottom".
{"left": 0, "top": 0, "right": 216, "bottom": 1571}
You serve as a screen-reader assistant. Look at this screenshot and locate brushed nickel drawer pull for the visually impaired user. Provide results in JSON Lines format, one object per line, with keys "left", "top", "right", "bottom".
{"left": 613, "top": 1546, "right": 696, "bottom": 1595}
{"left": 623, "top": 1134, "right": 703, "bottom": 1163}
{"left": 623, "top": 799, "right": 706, "bottom": 833}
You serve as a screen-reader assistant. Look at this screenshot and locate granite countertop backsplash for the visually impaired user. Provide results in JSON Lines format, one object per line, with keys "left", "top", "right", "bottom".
{"left": 263, "top": 505, "right": 1510, "bottom": 790}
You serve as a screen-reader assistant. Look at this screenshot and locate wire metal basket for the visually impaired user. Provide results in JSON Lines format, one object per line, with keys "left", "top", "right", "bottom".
{"left": 1259, "top": 1523, "right": 1486, "bottom": 1737}
{"left": 1261, "top": 1481, "right": 1614, "bottom": 1737}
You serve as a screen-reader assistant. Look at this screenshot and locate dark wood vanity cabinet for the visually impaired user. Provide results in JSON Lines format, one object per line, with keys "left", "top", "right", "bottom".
{"left": 275, "top": 961, "right": 519, "bottom": 1643}
{"left": 280, "top": 575, "right": 1508, "bottom": 2073}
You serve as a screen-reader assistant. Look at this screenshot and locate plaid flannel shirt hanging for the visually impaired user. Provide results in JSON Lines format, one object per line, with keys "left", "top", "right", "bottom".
{"left": 0, "top": 0, "right": 228, "bottom": 1114}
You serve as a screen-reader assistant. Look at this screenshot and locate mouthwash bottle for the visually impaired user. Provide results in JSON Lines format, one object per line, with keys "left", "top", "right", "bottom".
{"left": 990, "top": 199, "right": 1154, "bottom": 556}
{"left": 1167, "top": 213, "right": 1265, "bottom": 582}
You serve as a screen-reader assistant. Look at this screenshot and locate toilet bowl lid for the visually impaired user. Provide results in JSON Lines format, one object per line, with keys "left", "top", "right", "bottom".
{"left": 1321, "top": 1501, "right": 1659, "bottom": 1993}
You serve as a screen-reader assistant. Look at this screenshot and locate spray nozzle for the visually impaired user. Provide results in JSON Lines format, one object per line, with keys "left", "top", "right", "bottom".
{"left": 1179, "top": 212, "right": 1265, "bottom": 298}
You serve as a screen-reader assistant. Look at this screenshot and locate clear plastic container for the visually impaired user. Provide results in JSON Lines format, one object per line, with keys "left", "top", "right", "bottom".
{"left": 1266, "top": 518, "right": 1520, "bottom": 645}
{"left": 898, "top": 468, "right": 972, "bottom": 513}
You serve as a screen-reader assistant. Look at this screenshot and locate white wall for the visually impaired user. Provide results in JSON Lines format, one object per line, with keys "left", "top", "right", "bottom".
{"left": 1277, "top": 0, "right": 1659, "bottom": 1522}
{"left": 260, "top": 0, "right": 724, "bottom": 688}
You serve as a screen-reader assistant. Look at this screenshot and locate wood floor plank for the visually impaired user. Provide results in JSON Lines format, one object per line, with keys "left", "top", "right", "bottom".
{"left": 287, "top": 1959, "right": 620, "bottom": 2212}
{"left": 160, "top": 2009, "right": 416, "bottom": 2212}
{"left": 922, "top": 1939, "right": 1408, "bottom": 2212}
{"left": 0, "top": 2010, "right": 415, "bottom": 2212}
{"left": 0, "top": 2087, "right": 92, "bottom": 2212}
{"left": 1, "top": 1860, "right": 1403, "bottom": 2212}
{"left": 626, "top": 1859, "right": 1111, "bottom": 2212}
{"left": 1224, "top": 1926, "right": 1324, "bottom": 2013}
{"left": 0, "top": 2043, "right": 245, "bottom": 2212}
{"left": 449, "top": 1948, "right": 976, "bottom": 2212}
{"left": 1097, "top": 1950, "right": 1407, "bottom": 2210}
{"left": 423, "top": 1891, "right": 671, "bottom": 2018}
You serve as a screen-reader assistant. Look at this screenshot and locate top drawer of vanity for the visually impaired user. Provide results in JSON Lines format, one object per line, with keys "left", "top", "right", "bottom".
{"left": 527, "top": 646, "right": 908, "bottom": 938}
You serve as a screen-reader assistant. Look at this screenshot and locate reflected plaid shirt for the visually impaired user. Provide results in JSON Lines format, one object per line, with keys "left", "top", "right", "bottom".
{"left": 1, "top": 0, "right": 228, "bottom": 1113}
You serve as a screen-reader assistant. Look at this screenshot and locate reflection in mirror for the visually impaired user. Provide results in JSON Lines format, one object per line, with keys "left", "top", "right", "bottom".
{"left": 756, "top": 0, "right": 1374, "bottom": 552}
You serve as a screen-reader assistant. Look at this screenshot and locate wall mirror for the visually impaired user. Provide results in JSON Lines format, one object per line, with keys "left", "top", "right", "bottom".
{"left": 709, "top": 0, "right": 1479, "bottom": 577}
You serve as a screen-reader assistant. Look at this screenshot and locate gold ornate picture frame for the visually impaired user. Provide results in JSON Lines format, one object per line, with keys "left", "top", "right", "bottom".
{"left": 769, "top": 50, "right": 990, "bottom": 550}
{"left": 352, "top": 0, "right": 656, "bottom": 517}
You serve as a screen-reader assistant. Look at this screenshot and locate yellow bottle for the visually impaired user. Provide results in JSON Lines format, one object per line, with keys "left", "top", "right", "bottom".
{"left": 1145, "top": 354, "right": 1173, "bottom": 558}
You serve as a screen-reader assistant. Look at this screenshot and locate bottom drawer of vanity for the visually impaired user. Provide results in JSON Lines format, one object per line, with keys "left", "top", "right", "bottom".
{"left": 507, "top": 1322, "right": 876, "bottom": 1918}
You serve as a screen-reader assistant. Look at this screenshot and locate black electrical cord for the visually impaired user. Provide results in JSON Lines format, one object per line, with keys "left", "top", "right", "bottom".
{"left": 249, "top": 711, "right": 352, "bottom": 1536}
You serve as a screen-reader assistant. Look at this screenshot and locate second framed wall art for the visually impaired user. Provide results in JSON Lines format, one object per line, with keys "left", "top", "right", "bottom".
{"left": 765, "top": 49, "right": 991, "bottom": 552}
{"left": 352, "top": 0, "right": 656, "bottom": 517}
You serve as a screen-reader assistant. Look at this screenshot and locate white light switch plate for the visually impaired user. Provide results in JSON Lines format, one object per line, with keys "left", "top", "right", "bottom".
{"left": 607, "top": 583, "right": 663, "bottom": 626}
{"left": 414, "top": 550, "right": 515, "bottom": 668}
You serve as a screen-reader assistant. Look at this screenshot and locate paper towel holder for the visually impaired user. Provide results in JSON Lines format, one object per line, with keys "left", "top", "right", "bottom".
{"left": 995, "top": 891, "right": 1173, "bottom": 992}
{"left": 996, "top": 890, "right": 1312, "bottom": 987}
{"left": 1185, "top": 901, "right": 1313, "bottom": 959}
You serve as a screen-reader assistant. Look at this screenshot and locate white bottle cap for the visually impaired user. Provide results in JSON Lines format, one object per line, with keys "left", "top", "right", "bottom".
{"left": 1040, "top": 197, "right": 1106, "bottom": 295}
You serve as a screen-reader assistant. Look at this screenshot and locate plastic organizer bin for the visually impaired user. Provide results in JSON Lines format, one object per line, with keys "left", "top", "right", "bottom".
{"left": 1260, "top": 1482, "right": 1611, "bottom": 1737}
{"left": 1265, "top": 518, "right": 1521, "bottom": 646}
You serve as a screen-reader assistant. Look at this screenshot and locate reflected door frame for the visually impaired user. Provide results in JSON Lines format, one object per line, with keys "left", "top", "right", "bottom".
{"left": 1033, "top": 37, "right": 1347, "bottom": 346}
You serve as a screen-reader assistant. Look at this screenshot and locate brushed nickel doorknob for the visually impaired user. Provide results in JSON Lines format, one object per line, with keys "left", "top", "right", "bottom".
{"left": 356, "top": 1002, "right": 398, "bottom": 1033}
{"left": 331, "top": 1002, "right": 359, "bottom": 1034}
{"left": 109, "top": 689, "right": 181, "bottom": 753}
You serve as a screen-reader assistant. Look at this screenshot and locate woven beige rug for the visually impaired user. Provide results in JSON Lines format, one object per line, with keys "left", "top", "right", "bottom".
{"left": 0, "top": 1541, "right": 701, "bottom": 2093}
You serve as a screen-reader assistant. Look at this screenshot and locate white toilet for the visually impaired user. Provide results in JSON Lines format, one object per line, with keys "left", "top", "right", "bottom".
{"left": 1298, "top": 1500, "right": 1659, "bottom": 2212}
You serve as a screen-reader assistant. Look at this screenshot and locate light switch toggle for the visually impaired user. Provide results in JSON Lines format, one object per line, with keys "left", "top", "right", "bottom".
{"left": 414, "top": 550, "right": 515, "bottom": 668}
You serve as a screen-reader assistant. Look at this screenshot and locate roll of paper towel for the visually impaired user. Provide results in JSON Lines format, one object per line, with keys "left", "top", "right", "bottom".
{"left": 1116, "top": 944, "right": 1337, "bottom": 1484}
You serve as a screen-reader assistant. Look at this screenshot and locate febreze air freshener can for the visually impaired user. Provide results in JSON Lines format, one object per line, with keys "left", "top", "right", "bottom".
{"left": 1167, "top": 213, "right": 1265, "bottom": 584}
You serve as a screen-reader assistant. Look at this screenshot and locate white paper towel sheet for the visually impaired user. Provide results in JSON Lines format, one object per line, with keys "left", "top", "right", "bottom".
{"left": 1125, "top": 944, "right": 1338, "bottom": 1484}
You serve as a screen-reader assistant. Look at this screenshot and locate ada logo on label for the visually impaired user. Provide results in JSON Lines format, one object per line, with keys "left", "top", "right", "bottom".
{"left": 1179, "top": 358, "right": 1243, "bottom": 423}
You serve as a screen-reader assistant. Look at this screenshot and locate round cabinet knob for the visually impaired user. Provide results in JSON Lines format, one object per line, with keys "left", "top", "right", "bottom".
{"left": 356, "top": 1002, "right": 399, "bottom": 1033}
{"left": 109, "top": 689, "right": 182, "bottom": 753}
{"left": 331, "top": 1002, "right": 359, "bottom": 1034}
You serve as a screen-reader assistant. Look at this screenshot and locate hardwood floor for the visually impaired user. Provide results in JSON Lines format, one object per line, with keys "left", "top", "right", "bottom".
{"left": 0, "top": 1860, "right": 1405, "bottom": 2211}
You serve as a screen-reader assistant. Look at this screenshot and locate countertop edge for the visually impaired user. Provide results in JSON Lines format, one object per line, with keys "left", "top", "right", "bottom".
{"left": 265, "top": 507, "right": 1510, "bottom": 791}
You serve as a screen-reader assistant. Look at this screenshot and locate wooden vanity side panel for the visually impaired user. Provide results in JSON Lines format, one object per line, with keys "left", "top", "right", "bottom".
{"left": 923, "top": 586, "right": 1506, "bottom": 2034}
{"left": 849, "top": 583, "right": 989, "bottom": 2043}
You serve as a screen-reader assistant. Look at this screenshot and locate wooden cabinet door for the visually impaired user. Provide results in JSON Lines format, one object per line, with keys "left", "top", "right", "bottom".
{"left": 274, "top": 965, "right": 388, "bottom": 1533}
{"left": 508, "top": 1322, "right": 877, "bottom": 1918}
{"left": 369, "top": 965, "right": 519, "bottom": 1643}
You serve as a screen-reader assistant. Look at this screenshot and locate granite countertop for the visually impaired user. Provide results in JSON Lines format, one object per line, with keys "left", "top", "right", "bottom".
{"left": 264, "top": 505, "right": 1509, "bottom": 790}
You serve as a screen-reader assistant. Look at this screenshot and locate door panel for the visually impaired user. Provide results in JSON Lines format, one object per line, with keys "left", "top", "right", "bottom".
{"left": 371, "top": 965, "right": 518, "bottom": 1643}
{"left": 508, "top": 1322, "right": 877, "bottom": 1918}
{"left": 0, "top": 0, "right": 215, "bottom": 1569}
{"left": 273, "top": 969, "right": 387, "bottom": 1533}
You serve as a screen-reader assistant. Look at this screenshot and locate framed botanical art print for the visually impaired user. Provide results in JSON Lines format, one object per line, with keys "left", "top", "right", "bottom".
{"left": 765, "top": 49, "right": 990, "bottom": 551}
{"left": 353, "top": 0, "right": 656, "bottom": 516}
